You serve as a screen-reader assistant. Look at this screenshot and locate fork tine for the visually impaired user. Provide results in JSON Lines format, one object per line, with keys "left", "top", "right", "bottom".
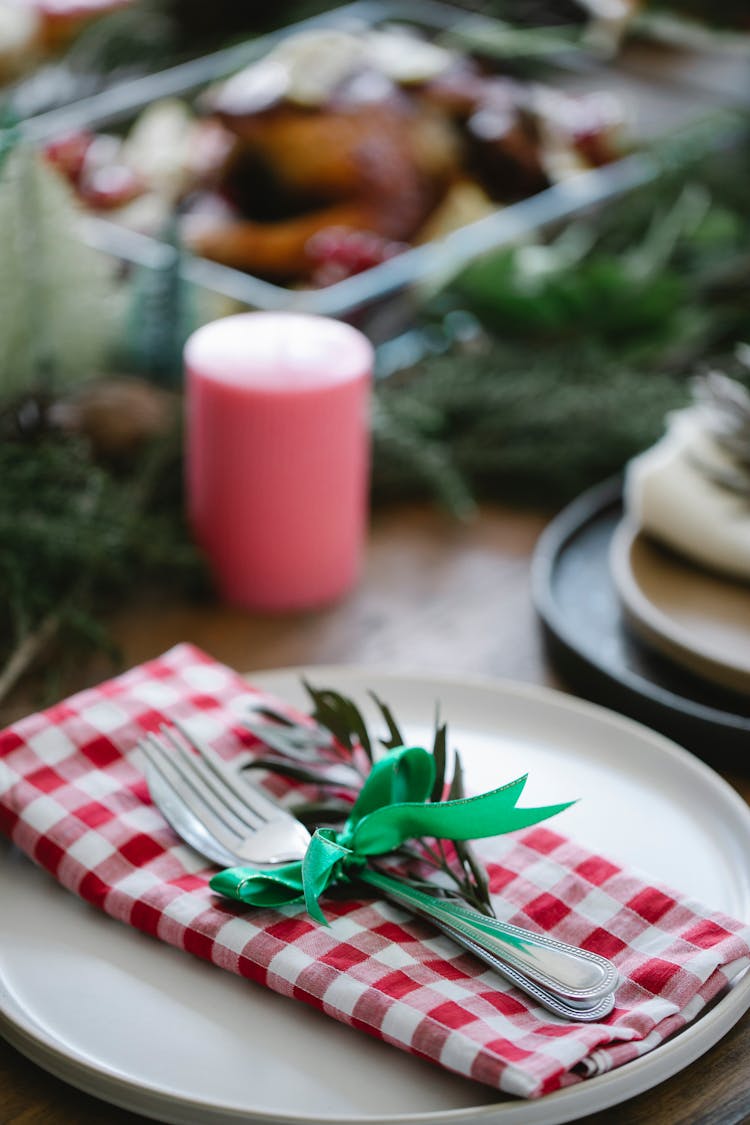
{"left": 150, "top": 729, "right": 257, "bottom": 838}
{"left": 140, "top": 729, "right": 311, "bottom": 867}
{"left": 139, "top": 734, "right": 249, "bottom": 859}
{"left": 171, "top": 718, "right": 294, "bottom": 826}
{"left": 157, "top": 724, "right": 265, "bottom": 834}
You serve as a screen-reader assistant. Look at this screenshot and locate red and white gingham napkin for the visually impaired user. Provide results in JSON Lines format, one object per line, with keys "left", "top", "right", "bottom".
{"left": 1, "top": 643, "right": 748, "bottom": 1099}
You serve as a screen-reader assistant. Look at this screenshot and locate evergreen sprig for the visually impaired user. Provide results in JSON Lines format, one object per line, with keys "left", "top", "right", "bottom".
{"left": 373, "top": 345, "right": 689, "bottom": 512}
{"left": 371, "top": 140, "right": 750, "bottom": 515}
{"left": 0, "top": 421, "right": 206, "bottom": 710}
{"left": 243, "top": 687, "right": 494, "bottom": 915}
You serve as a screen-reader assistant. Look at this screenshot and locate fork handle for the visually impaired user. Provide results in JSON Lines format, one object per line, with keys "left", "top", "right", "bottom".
{"left": 359, "top": 869, "right": 618, "bottom": 1006}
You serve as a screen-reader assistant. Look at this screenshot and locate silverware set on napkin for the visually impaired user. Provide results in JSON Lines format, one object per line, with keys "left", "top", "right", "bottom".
{"left": 138, "top": 722, "right": 618, "bottom": 1022}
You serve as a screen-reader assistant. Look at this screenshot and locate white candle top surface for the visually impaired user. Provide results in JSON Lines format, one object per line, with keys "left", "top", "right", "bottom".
{"left": 184, "top": 312, "right": 373, "bottom": 393}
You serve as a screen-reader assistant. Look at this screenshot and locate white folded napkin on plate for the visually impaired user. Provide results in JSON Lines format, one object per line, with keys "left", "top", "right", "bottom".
{"left": 624, "top": 404, "right": 750, "bottom": 582}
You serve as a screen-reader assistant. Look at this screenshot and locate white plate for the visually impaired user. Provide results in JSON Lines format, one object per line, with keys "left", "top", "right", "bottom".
{"left": 2, "top": 667, "right": 750, "bottom": 1125}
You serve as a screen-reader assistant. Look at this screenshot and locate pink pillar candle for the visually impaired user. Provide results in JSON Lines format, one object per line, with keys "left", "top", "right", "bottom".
{"left": 184, "top": 312, "right": 373, "bottom": 611}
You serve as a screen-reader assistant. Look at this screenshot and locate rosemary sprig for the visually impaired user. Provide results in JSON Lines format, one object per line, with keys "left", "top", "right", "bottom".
{"left": 0, "top": 421, "right": 205, "bottom": 713}
{"left": 242, "top": 685, "right": 497, "bottom": 916}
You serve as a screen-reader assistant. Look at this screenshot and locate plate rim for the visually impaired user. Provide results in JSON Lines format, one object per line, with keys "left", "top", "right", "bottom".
{"left": 609, "top": 518, "right": 750, "bottom": 690}
{"left": 2, "top": 663, "right": 750, "bottom": 1125}
{"left": 531, "top": 476, "right": 750, "bottom": 736}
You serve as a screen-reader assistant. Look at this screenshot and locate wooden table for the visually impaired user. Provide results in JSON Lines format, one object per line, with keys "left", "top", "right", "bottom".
{"left": 2, "top": 503, "right": 749, "bottom": 1125}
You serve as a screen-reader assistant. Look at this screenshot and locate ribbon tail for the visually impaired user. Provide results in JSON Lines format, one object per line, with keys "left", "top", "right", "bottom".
{"left": 352, "top": 773, "right": 576, "bottom": 854}
{"left": 210, "top": 862, "right": 306, "bottom": 907}
{"left": 488, "top": 798, "right": 577, "bottom": 834}
{"left": 301, "top": 828, "right": 360, "bottom": 925}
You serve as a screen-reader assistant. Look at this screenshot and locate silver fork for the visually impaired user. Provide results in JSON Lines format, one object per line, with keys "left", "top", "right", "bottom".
{"left": 138, "top": 723, "right": 618, "bottom": 1022}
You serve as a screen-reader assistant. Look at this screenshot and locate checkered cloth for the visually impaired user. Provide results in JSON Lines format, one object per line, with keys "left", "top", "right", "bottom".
{"left": 1, "top": 644, "right": 748, "bottom": 1099}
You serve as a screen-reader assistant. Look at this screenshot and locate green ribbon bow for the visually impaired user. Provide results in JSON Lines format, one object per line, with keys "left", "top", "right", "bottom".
{"left": 210, "top": 745, "right": 573, "bottom": 922}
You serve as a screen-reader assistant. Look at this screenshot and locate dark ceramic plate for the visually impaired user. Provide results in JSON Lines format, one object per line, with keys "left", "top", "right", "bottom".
{"left": 531, "top": 476, "right": 750, "bottom": 771}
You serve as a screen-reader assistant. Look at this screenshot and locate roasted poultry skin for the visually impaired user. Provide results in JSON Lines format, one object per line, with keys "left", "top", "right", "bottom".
{"left": 189, "top": 90, "right": 461, "bottom": 281}
{"left": 44, "top": 26, "right": 625, "bottom": 285}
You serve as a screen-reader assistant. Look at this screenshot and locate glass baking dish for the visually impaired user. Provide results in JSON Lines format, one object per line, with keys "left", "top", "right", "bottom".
{"left": 19, "top": 0, "right": 739, "bottom": 343}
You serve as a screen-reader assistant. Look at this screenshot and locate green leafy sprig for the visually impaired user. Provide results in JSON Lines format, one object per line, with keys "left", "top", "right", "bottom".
{"left": 243, "top": 685, "right": 494, "bottom": 916}
{"left": 372, "top": 138, "right": 750, "bottom": 516}
{"left": 0, "top": 420, "right": 206, "bottom": 714}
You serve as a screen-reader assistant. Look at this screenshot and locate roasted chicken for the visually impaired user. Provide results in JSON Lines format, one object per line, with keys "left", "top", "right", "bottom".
{"left": 45, "top": 25, "right": 627, "bottom": 286}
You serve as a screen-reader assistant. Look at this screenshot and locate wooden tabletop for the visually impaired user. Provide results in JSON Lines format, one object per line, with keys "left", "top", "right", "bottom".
{"left": 2, "top": 502, "right": 749, "bottom": 1125}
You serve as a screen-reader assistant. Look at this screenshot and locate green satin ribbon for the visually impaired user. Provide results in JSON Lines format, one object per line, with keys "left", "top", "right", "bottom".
{"left": 210, "top": 745, "right": 573, "bottom": 923}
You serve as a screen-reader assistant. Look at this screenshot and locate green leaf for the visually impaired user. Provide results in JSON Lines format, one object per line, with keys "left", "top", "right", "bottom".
{"left": 443, "top": 746, "right": 492, "bottom": 911}
{"left": 455, "top": 837, "right": 494, "bottom": 914}
{"left": 241, "top": 758, "right": 361, "bottom": 789}
{"left": 291, "top": 800, "right": 355, "bottom": 826}
{"left": 249, "top": 705, "right": 296, "bottom": 727}
{"left": 448, "top": 749, "right": 465, "bottom": 802}
{"left": 243, "top": 717, "right": 332, "bottom": 761}
{"left": 430, "top": 721, "right": 447, "bottom": 803}
{"left": 303, "top": 681, "right": 373, "bottom": 760}
{"left": 369, "top": 690, "right": 405, "bottom": 750}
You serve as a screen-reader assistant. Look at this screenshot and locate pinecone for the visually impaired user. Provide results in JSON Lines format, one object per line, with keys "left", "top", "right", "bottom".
{"left": 52, "top": 376, "right": 178, "bottom": 459}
